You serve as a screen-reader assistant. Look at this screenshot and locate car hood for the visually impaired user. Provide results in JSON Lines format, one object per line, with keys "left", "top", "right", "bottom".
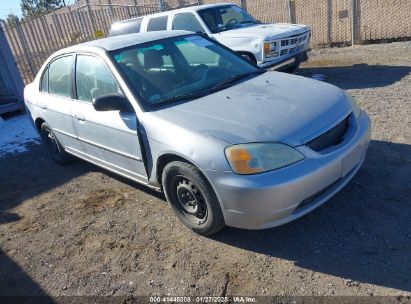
{"left": 150, "top": 72, "right": 352, "bottom": 146}
{"left": 216, "top": 23, "right": 309, "bottom": 39}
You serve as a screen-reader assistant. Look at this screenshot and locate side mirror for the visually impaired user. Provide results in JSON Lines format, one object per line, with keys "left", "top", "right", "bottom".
{"left": 92, "top": 94, "right": 133, "bottom": 112}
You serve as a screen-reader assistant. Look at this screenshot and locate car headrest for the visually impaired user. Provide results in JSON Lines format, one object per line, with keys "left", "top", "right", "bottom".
{"left": 143, "top": 49, "right": 164, "bottom": 69}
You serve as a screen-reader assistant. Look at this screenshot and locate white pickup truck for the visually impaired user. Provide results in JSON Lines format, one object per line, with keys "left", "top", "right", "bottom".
{"left": 109, "top": 3, "right": 311, "bottom": 72}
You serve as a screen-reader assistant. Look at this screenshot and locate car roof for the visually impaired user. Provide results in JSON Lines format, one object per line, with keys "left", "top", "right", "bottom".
{"left": 112, "top": 3, "right": 234, "bottom": 25}
{"left": 58, "top": 30, "right": 192, "bottom": 54}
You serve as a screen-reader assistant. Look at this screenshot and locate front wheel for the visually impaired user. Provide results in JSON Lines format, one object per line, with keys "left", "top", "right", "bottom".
{"left": 162, "top": 161, "right": 225, "bottom": 235}
{"left": 282, "top": 63, "right": 300, "bottom": 74}
{"left": 239, "top": 53, "right": 257, "bottom": 64}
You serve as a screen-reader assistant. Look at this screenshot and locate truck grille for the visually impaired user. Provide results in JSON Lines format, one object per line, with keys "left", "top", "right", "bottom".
{"left": 281, "top": 40, "right": 289, "bottom": 46}
{"left": 306, "top": 115, "right": 350, "bottom": 152}
{"left": 279, "top": 33, "right": 309, "bottom": 57}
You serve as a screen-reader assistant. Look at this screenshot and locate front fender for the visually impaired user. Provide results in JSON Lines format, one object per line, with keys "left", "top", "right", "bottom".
{"left": 140, "top": 114, "right": 232, "bottom": 184}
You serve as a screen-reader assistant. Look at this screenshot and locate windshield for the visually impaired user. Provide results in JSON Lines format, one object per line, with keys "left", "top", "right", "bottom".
{"left": 198, "top": 5, "right": 258, "bottom": 33}
{"left": 110, "top": 35, "right": 262, "bottom": 107}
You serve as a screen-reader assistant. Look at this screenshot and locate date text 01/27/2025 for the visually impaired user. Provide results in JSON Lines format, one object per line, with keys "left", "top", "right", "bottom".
{"left": 149, "top": 296, "right": 257, "bottom": 302}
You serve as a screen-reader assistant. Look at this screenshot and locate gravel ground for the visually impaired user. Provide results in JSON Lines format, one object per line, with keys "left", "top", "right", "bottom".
{"left": 0, "top": 41, "right": 410, "bottom": 300}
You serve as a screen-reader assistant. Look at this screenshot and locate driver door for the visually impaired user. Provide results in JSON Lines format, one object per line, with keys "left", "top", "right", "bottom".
{"left": 71, "top": 54, "right": 147, "bottom": 183}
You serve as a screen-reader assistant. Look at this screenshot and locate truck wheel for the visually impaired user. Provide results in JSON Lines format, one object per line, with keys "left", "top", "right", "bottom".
{"left": 283, "top": 63, "right": 300, "bottom": 74}
{"left": 240, "top": 53, "right": 257, "bottom": 64}
{"left": 162, "top": 161, "right": 225, "bottom": 236}
{"left": 40, "top": 122, "right": 72, "bottom": 165}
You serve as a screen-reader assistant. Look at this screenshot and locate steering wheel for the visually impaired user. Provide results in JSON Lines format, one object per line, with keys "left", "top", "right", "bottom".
{"left": 226, "top": 18, "right": 238, "bottom": 25}
{"left": 191, "top": 64, "right": 209, "bottom": 82}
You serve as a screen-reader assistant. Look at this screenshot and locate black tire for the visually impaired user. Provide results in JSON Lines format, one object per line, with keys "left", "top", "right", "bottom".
{"left": 162, "top": 161, "right": 225, "bottom": 235}
{"left": 40, "top": 122, "right": 72, "bottom": 165}
{"left": 282, "top": 63, "right": 300, "bottom": 74}
{"left": 240, "top": 53, "right": 257, "bottom": 64}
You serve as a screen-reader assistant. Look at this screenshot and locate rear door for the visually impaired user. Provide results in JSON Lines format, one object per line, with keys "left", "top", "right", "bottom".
{"left": 71, "top": 53, "right": 147, "bottom": 183}
{"left": 37, "top": 55, "right": 80, "bottom": 150}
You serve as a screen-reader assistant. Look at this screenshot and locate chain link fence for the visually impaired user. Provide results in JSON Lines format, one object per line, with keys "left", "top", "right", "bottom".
{"left": 1, "top": 0, "right": 410, "bottom": 84}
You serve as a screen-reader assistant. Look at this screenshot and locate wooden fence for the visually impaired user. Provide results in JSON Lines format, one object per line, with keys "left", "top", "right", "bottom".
{"left": 0, "top": 2, "right": 164, "bottom": 84}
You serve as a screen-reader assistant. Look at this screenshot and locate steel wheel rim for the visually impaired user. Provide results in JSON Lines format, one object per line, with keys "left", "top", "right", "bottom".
{"left": 170, "top": 175, "right": 208, "bottom": 225}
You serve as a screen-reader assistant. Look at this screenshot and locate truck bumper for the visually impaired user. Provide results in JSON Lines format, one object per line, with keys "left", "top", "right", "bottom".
{"left": 259, "top": 50, "right": 310, "bottom": 71}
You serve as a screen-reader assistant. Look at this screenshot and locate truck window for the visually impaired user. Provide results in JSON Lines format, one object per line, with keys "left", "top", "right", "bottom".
{"left": 147, "top": 16, "right": 168, "bottom": 31}
{"left": 109, "top": 18, "right": 143, "bottom": 36}
{"left": 198, "top": 5, "right": 257, "bottom": 33}
{"left": 172, "top": 13, "right": 205, "bottom": 33}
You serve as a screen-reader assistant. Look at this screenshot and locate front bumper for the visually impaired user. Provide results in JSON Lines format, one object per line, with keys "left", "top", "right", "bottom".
{"left": 204, "top": 111, "right": 371, "bottom": 230}
{"left": 259, "top": 50, "right": 310, "bottom": 70}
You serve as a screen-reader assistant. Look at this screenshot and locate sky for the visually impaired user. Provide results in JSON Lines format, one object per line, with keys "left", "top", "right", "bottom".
{"left": 0, "top": 0, "right": 23, "bottom": 19}
{"left": 0, "top": 0, "right": 75, "bottom": 20}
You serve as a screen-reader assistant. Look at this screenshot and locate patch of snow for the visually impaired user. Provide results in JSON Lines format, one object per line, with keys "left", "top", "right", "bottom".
{"left": 0, "top": 114, "right": 41, "bottom": 156}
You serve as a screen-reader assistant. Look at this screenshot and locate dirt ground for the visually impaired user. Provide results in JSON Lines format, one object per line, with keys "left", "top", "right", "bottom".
{"left": 1, "top": 41, "right": 410, "bottom": 300}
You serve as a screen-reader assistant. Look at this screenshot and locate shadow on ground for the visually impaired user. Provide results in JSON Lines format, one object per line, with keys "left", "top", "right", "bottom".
{"left": 212, "top": 140, "right": 411, "bottom": 292}
{"left": 297, "top": 64, "right": 411, "bottom": 89}
{"left": 0, "top": 249, "right": 53, "bottom": 302}
{"left": 0, "top": 143, "right": 91, "bottom": 214}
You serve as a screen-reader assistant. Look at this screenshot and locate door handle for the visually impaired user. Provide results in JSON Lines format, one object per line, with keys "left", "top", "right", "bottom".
{"left": 39, "top": 103, "right": 47, "bottom": 110}
{"left": 74, "top": 113, "right": 85, "bottom": 121}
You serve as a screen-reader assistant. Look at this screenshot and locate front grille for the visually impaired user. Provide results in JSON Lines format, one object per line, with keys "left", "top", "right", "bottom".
{"left": 280, "top": 49, "right": 288, "bottom": 56}
{"left": 290, "top": 38, "right": 298, "bottom": 44}
{"left": 306, "top": 115, "right": 350, "bottom": 152}
{"left": 279, "top": 32, "right": 309, "bottom": 57}
{"left": 281, "top": 40, "right": 289, "bottom": 46}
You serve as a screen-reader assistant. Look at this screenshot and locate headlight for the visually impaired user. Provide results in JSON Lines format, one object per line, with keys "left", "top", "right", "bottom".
{"left": 264, "top": 42, "right": 277, "bottom": 57}
{"left": 346, "top": 94, "right": 361, "bottom": 119}
{"left": 225, "top": 143, "right": 304, "bottom": 175}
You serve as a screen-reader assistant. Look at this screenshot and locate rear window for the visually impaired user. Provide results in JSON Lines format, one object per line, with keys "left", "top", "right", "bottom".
{"left": 109, "top": 18, "right": 142, "bottom": 37}
{"left": 147, "top": 16, "right": 168, "bottom": 31}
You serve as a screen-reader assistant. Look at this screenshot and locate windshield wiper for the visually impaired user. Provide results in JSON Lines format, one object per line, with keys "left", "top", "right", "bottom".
{"left": 154, "top": 92, "right": 205, "bottom": 105}
{"left": 211, "top": 70, "right": 265, "bottom": 90}
{"left": 216, "top": 23, "right": 241, "bottom": 32}
{"left": 240, "top": 20, "right": 257, "bottom": 24}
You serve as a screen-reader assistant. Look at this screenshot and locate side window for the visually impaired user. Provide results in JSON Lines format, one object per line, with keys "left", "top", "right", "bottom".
{"left": 40, "top": 67, "right": 49, "bottom": 93}
{"left": 75, "top": 55, "right": 121, "bottom": 103}
{"left": 147, "top": 16, "right": 168, "bottom": 31}
{"left": 48, "top": 56, "right": 72, "bottom": 98}
{"left": 109, "top": 18, "right": 142, "bottom": 36}
{"left": 172, "top": 13, "right": 205, "bottom": 33}
{"left": 132, "top": 18, "right": 143, "bottom": 32}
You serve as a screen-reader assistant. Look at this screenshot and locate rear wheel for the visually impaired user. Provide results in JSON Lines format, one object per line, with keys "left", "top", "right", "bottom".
{"left": 40, "top": 122, "right": 72, "bottom": 165}
{"left": 162, "top": 161, "right": 225, "bottom": 235}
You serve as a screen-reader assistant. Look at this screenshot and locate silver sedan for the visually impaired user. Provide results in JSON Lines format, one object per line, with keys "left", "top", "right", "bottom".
{"left": 24, "top": 31, "right": 371, "bottom": 235}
